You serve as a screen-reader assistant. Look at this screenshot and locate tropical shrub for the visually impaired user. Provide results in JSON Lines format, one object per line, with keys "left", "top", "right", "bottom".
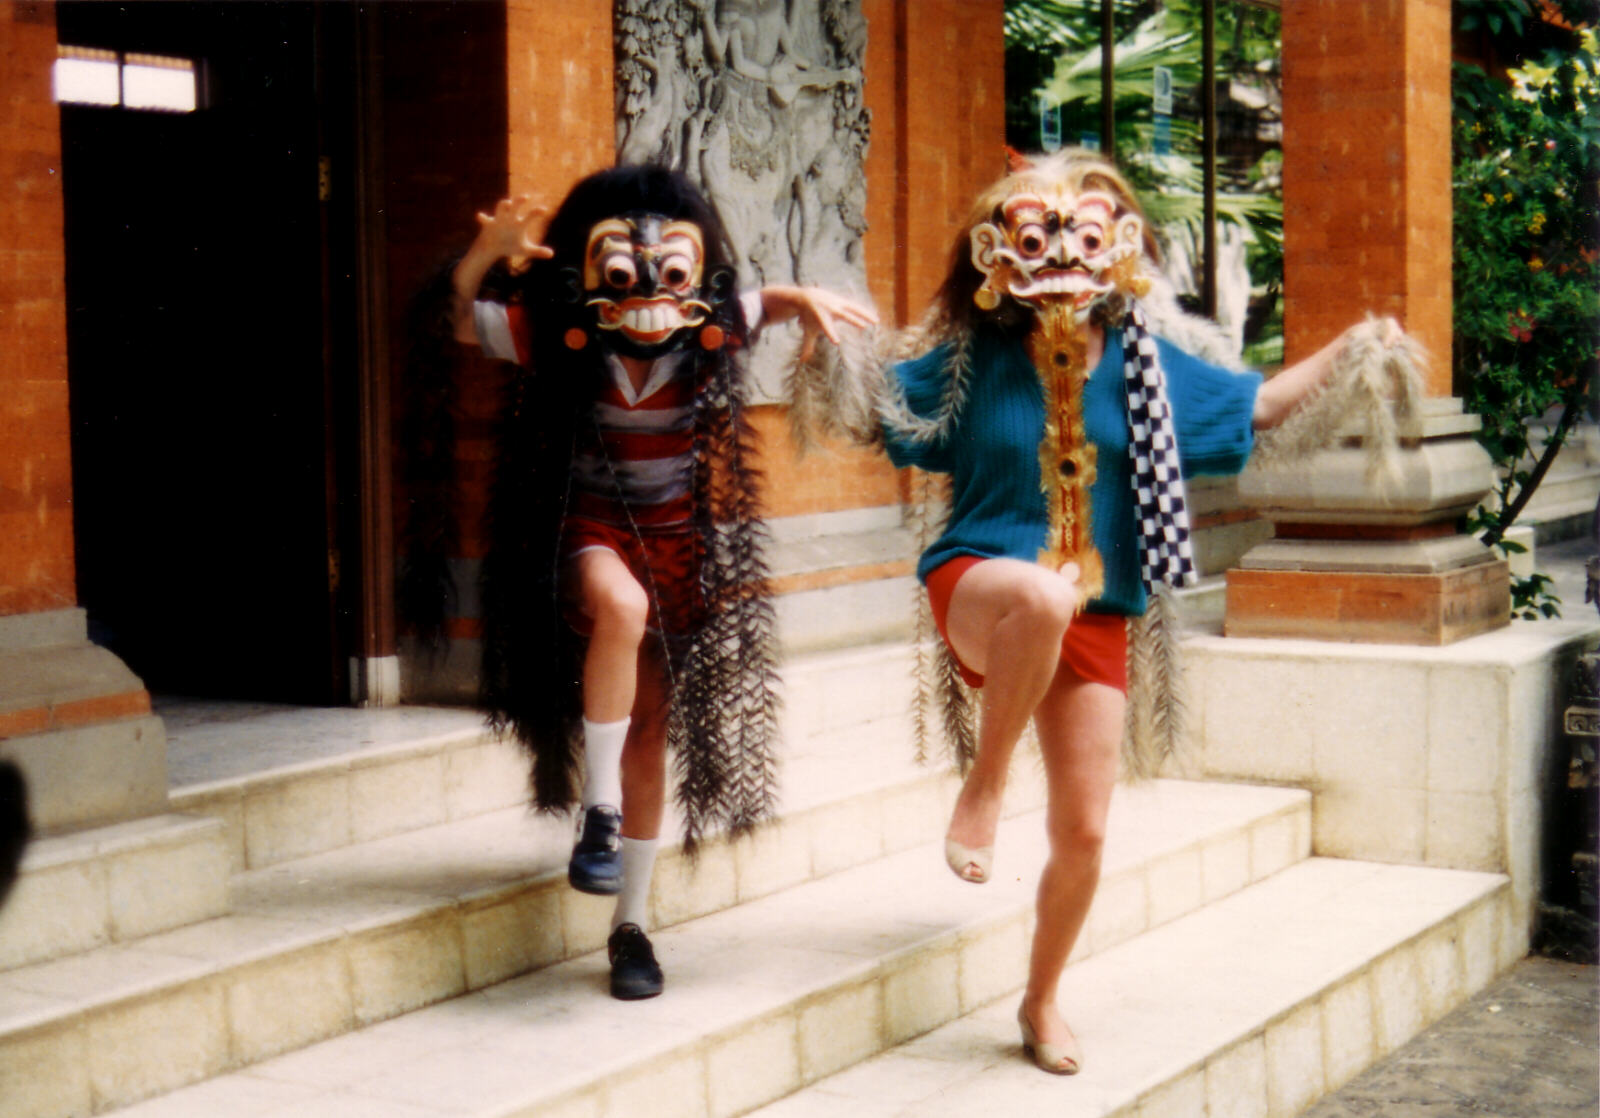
{"left": 1454, "top": 0, "right": 1598, "bottom": 618}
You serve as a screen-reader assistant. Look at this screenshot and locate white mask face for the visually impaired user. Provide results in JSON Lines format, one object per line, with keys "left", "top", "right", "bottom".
{"left": 969, "top": 187, "right": 1144, "bottom": 316}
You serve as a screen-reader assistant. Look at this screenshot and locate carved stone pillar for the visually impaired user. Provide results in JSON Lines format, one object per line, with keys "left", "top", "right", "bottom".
{"left": 1224, "top": 0, "right": 1509, "bottom": 645}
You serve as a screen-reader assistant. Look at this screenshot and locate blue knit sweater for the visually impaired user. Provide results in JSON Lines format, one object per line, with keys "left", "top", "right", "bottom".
{"left": 884, "top": 327, "right": 1262, "bottom": 617}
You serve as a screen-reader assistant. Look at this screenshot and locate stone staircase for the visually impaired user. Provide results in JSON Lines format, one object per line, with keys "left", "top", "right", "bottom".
{"left": 0, "top": 631, "right": 1522, "bottom": 1118}
{"left": 749, "top": 856, "right": 1508, "bottom": 1118}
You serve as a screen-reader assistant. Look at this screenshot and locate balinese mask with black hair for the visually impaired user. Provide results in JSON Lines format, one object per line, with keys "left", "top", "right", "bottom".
{"left": 969, "top": 186, "right": 1147, "bottom": 319}
{"left": 573, "top": 214, "right": 731, "bottom": 357}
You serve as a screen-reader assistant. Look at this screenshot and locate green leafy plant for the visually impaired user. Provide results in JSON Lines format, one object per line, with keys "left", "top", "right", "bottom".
{"left": 1003, "top": 0, "right": 1284, "bottom": 358}
{"left": 1453, "top": 8, "right": 1599, "bottom": 619}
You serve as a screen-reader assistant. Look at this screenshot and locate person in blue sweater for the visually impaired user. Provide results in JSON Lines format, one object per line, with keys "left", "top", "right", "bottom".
{"left": 877, "top": 149, "right": 1405, "bottom": 1074}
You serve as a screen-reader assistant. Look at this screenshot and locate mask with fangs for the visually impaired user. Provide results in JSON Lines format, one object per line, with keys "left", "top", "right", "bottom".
{"left": 577, "top": 213, "right": 726, "bottom": 359}
{"left": 969, "top": 187, "right": 1146, "bottom": 320}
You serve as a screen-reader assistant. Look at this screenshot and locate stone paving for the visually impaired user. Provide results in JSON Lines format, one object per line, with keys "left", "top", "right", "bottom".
{"left": 1303, "top": 956, "right": 1597, "bottom": 1118}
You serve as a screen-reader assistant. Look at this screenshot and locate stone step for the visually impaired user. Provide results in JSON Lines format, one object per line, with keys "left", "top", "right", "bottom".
{"left": 165, "top": 705, "right": 515, "bottom": 874}
{"left": 0, "top": 814, "right": 229, "bottom": 971}
{"left": 747, "top": 858, "right": 1513, "bottom": 1118}
{"left": 768, "top": 508, "right": 920, "bottom": 656}
{"left": 165, "top": 642, "right": 923, "bottom": 874}
{"left": 0, "top": 674, "right": 961, "bottom": 1117}
{"left": 14, "top": 780, "right": 1308, "bottom": 1117}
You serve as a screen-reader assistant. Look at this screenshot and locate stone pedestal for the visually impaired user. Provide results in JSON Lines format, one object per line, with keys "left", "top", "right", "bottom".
{"left": 1178, "top": 617, "right": 1600, "bottom": 949}
{"left": 1226, "top": 398, "right": 1510, "bottom": 645}
{"left": 0, "top": 609, "right": 168, "bottom": 834}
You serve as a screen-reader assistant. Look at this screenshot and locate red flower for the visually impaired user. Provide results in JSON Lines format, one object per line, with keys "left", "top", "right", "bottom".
{"left": 1508, "top": 309, "right": 1536, "bottom": 343}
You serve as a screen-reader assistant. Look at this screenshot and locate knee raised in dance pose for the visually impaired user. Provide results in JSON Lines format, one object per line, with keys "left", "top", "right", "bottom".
{"left": 423, "top": 165, "right": 873, "bottom": 1000}
{"left": 875, "top": 149, "right": 1416, "bottom": 1072}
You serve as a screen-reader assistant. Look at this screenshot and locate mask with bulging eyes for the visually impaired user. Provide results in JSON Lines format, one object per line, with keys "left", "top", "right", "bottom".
{"left": 969, "top": 188, "right": 1145, "bottom": 318}
{"left": 578, "top": 214, "right": 723, "bottom": 357}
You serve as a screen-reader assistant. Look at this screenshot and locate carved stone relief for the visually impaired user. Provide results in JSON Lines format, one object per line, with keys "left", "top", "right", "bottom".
{"left": 616, "top": 0, "right": 872, "bottom": 399}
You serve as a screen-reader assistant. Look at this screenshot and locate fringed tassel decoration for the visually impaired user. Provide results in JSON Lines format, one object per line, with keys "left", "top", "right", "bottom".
{"left": 671, "top": 351, "right": 782, "bottom": 856}
{"left": 877, "top": 319, "right": 978, "bottom": 451}
{"left": 783, "top": 317, "right": 887, "bottom": 452}
{"left": 1250, "top": 315, "right": 1425, "bottom": 489}
{"left": 902, "top": 469, "right": 979, "bottom": 772}
{"left": 907, "top": 472, "right": 938, "bottom": 767}
{"left": 936, "top": 643, "right": 979, "bottom": 775}
{"left": 1122, "top": 583, "right": 1189, "bottom": 780}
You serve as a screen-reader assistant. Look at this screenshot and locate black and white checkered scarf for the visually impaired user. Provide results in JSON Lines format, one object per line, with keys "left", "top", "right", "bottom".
{"left": 1122, "top": 304, "right": 1196, "bottom": 594}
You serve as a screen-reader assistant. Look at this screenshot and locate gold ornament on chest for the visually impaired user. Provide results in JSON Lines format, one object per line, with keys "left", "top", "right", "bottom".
{"left": 965, "top": 182, "right": 1151, "bottom": 604}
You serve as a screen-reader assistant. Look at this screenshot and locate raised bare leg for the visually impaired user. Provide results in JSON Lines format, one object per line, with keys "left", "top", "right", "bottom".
{"left": 941, "top": 558, "right": 1080, "bottom": 879}
{"left": 1019, "top": 671, "right": 1123, "bottom": 1064}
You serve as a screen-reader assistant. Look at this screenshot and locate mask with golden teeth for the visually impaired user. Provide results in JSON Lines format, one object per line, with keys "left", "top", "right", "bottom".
{"left": 579, "top": 214, "right": 717, "bottom": 358}
{"left": 969, "top": 188, "right": 1146, "bottom": 319}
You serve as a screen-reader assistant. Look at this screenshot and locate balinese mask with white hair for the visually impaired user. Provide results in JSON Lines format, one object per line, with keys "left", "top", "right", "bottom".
{"left": 968, "top": 185, "right": 1146, "bottom": 318}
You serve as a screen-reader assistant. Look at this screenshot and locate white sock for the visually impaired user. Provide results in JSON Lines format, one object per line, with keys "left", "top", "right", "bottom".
{"left": 610, "top": 836, "right": 659, "bottom": 931}
{"left": 581, "top": 717, "right": 628, "bottom": 811}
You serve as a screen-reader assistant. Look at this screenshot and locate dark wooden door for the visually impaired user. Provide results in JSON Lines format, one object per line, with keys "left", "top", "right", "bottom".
{"left": 59, "top": 1, "right": 350, "bottom": 703}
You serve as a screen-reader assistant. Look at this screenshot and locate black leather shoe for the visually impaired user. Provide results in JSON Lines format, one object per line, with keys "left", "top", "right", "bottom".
{"left": 608, "top": 922, "right": 663, "bottom": 1000}
{"left": 568, "top": 805, "right": 624, "bottom": 895}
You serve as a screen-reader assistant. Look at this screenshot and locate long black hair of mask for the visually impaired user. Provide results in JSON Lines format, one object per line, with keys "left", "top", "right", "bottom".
{"left": 398, "top": 165, "right": 750, "bottom": 653}
{"left": 476, "top": 165, "right": 780, "bottom": 846}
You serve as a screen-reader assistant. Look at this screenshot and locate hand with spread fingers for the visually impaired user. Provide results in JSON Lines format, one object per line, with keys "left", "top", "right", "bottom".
{"left": 451, "top": 194, "right": 554, "bottom": 344}
{"left": 758, "top": 284, "right": 879, "bottom": 361}
{"left": 474, "top": 193, "right": 554, "bottom": 271}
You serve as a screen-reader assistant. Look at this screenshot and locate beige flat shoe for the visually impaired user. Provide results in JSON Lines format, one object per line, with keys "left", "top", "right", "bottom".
{"left": 944, "top": 837, "right": 993, "bottom": 883}
{"left": 1018, "top": 1004, "right": 1081, "bottom": 1075}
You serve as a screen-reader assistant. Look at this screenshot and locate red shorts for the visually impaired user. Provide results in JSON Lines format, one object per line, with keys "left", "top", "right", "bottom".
{"left": 563, "top": 517, "right": 704, "bottom": 637}
{"left": 924, "top": 555, "right": 1128, "bottom": 693}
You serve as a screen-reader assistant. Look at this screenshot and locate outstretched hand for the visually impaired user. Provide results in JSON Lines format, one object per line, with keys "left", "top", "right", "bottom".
{"left": 758, "top": 284, "right": 879, "bottom": 362}
{"left": 474, "top": 194, "right": 554, "bottom": 271}
{"left": 451, "top": 194, "right": 553, "bottom": 346}
{"left": 1254, "top": 314, "right": 1411, "bottom": 430}
{"left": 1372, "top": 315, "right": 1405, "bottom": 349}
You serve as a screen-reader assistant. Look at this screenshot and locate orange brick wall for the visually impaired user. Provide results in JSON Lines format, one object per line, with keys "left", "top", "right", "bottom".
{"left": 0, "top": 2, "right": 77, "bottom": 617}
{"left": 863, "top": 0, "right": 1008, "bottom": 328}
{"left": 745, "top": 408, "right": 904, "bottom": 519}
{"left": 1281, "top": 0, "right": 1452, "bottom": 391}
{"left": 505, "top": 0, "right": 615, "bottom": 203}
{"left": 386, "top": 3, "right": 616, "bottom": 581}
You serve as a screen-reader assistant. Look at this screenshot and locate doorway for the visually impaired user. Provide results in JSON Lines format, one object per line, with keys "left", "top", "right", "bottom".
{"left": 57, "top": 1, "right": 358, "bottom": 704}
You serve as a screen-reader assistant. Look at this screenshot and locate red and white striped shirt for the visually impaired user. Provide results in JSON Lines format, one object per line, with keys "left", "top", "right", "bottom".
{"left": 473, "top": 298, "right": 760, "bottom": 529}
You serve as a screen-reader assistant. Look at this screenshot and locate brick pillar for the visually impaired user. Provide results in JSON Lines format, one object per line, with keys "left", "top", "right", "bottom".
{"left": 505, "top": 0, "right": 614, "bottom": 202}
{"left": 1279, "top": 0, "right": 1452, "bottom": 385}
{"left": 866, "top": 0, "right": 1007, "bottom": 327}
{"left": 1, "top": 3, "right": 168, "bottom": 830}
{"left": 2, "top": 3, "right": 75, "bottom": 618}
{"left": 1224, "top": 0, "right": 1508, "bottom": 645}
{"left": 399, "top": 0, "right": 617, "bottom": 701}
